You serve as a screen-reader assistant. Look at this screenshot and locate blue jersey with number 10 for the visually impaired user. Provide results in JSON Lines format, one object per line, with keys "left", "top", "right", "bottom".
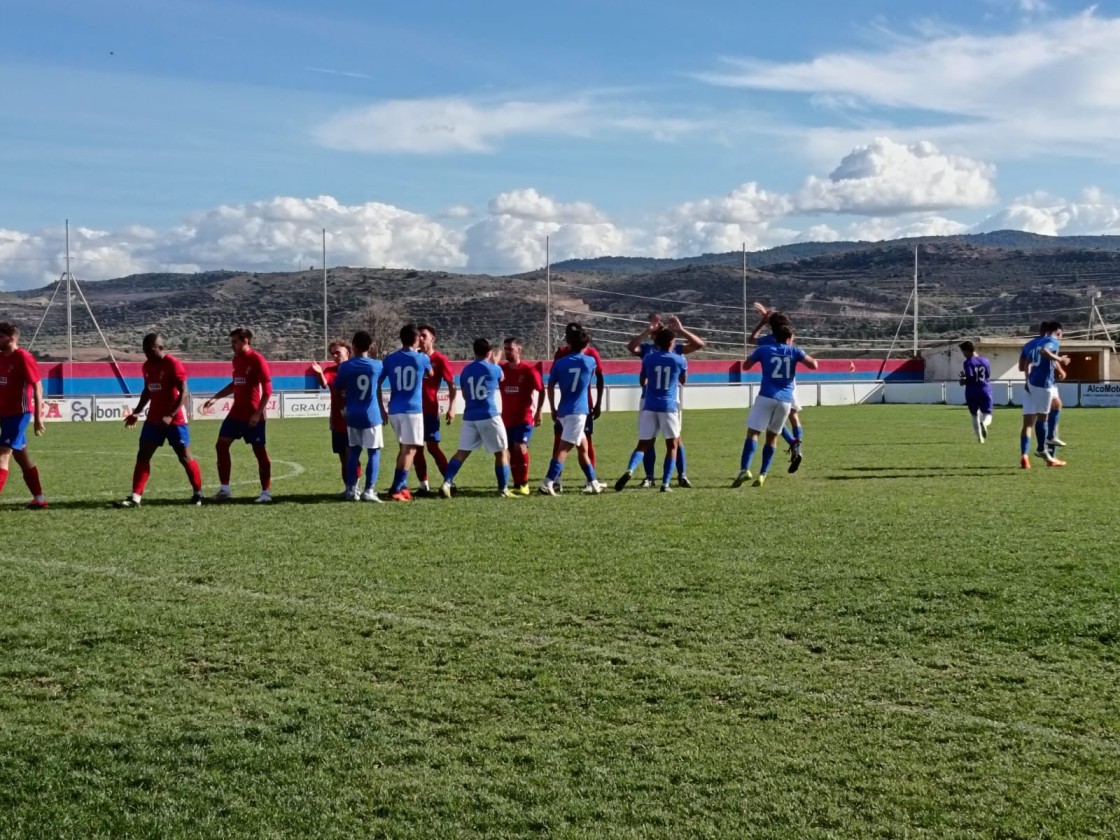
{"left": 380, "top": 349, "right": 432, "bottom": 414}
{"left": 337, "top": 356, "right": 384, "bottom": 429}
{"left": 460, "top": 359, "right": 502, "bottom": 421}
{"left": 641, "top": 350, "right": 687, "bottom": 412}
{"left": 749, "top": 342, "right": 808, "bottom": 401}
{"left": 551, "top": 352, "right": 597, "bottom": 416}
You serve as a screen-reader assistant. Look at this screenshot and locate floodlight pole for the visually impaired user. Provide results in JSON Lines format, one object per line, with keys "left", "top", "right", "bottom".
{"left": 545, "top": 235, "right": 552, "bottom": 352}
{"left": 66, "top": 219, "right": 74, "bottom": 363}
{"left": 912, "top": 246, "right": 919, "bottom": 358}
{"left": 322, "top": 228, "right": 328, "bottom": 358}
{"left": 742, "top": 242, "right": 748, "bottom": 358}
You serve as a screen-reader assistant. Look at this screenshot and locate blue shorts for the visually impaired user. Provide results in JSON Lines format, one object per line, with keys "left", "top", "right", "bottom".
{"left": 506, "top": 423, "right": 534, "bottom": 446}
{"left": 139, "top": 422, "right": 191, "bottom": 449}
{"left": 423, "top": 412, "right": 441, "bottom": 442}
{"left": 332, "top": 430, "right": 349, "bottom": 455}
{"left": 219, "top": 417, "right": 267, "bottom": 446}
{"left": 0, "top": 413, "right": 31, "bottom": 451}
{"left": 554, "top": 417, "right": 594, "bottom": 436}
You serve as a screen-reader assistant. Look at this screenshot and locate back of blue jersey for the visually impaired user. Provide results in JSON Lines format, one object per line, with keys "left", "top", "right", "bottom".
{"left": 638, "top": 340, "right": 685, "bottom": 358}
{"left": 460, "top": 359, "right": 502, "bottom": 421}
{"left": 381, "top": 349, "right": 432, "bottom": 414}
{"left": 641, "top": 350, "right": 687, "bottom": 412}
{"left": 551, "top": 353, "right": 596, "bottom": 416}
{"left": 1024, "top": 336, "right": 1060, "bottom": 388}
{"left": 337, "top": 356, "right": 383, "bottom": 428}
{"left": 749, "top": 342, "right": 807, "bottom": 401}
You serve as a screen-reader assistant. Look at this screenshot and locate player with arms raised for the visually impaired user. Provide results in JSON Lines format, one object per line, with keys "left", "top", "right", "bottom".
{"left": 734, "top": 323, "right": 818, "bottom": 488}
{"left": 0, "top": 322, "right": 48, "bottom": 509}
{"left": 335, "top": 330, "right": 384, "bottom": 501}
{"left": 203, "top": 327, "right": 274, "bottom": 503}
{"left": 750, "top": 303, "right": 807, "bottom": 472}
{"left": 539, "top": 328, "right": 603, "bottom": 496}
{"left": 500, "top": 336, "right": 543, "bottom": 494}
{"left": 379, "top": 323, "right": 434, "bottom": 501}
{"left": 439, "top": 338, "right": 512, "bottom": 498}
{"left": 114, "top": 333, "right": 204, "bottom": 507}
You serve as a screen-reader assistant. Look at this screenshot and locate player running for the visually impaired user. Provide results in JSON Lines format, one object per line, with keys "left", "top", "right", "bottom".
{"left": 733, "top": 323, "right": 819, "bottom": 488}
{"left": 203, "top": 327, "right": 274, "bottom": 503}
{"left": 1018, "top": 321, "right": 1069, "bottom": 469}
{"left": 958, "top": 340, "right": 993, "bottom": 443}
{"left": 311, "top": 339, "right": 354, "bottom": 496}
{"left": 439, "top": 338, "right": 512, "bottom": 498}
{"left": 500, "top": 336, "right": 543, "bottom": 495}
{"left": 539, "top": 328, "right": 603, "bottom": 496}
{"left": 113, "top": 333, "right": 204, "bottom": 507}
{"left": 335, "top": 331, "right": 384, "bottom": 502}
{"left": 0, "top": 322, "right": 48, "bottom": 509}
{"left": 615, "top": 326, "right": 688, "bottom": 493}
{"left": 379, "top": 324, "right": 434, "bottom": 501}
{"left": 413, "top": 324, "right": 457, "bottom": 495}
{"left": 626, "top": 313, "right": 704, "bottom": 488}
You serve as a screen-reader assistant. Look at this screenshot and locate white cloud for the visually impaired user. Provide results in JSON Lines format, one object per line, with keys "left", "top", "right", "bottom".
{"left": 487, "top": 188, "right": 607, "bottom": 224}
{"left": 973, "top": 188, "right": 1120, "bottom": 235}
{"left": 795, "top": 137, "right": 997, "bottom": 215}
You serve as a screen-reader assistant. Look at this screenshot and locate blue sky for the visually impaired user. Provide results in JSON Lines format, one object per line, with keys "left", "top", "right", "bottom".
{"left": 2, "top": 0, "right": 1119, "bottom": 288}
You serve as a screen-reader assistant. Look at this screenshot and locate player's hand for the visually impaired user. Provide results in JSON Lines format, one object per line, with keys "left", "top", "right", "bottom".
{"left": 203, "top": 398, "right": 215, "bottom": 410}
{"left": 310, "top": 361, "right": 323, "bottom": 374}
{"left": 752, "top": 301, "right": 770, "bottom": 318}
{"left": 124, "top": 413, "right": 138, "bottom": 430}
{"left": 592, "top": 405, "right": 602, "bottom": 420}
{"left": 445, "top": 409, "right": 455, "bottom": 424}
{"left": 248, "top": 410, "right": 263, "bottom": 427}
{"left": 34, "top": 418, "right": 45, "bottom": 436}
{"left": 648, "top": 313, "right": 661, "bottom": 331}
{"left": 1057, "top": 368, "right": 1067, "bottom": 381}
{"left": 161, "top": 415, "right": 173, "bottom": 427}
{"left": 1060, "top": 355, "right": 1071, "bottom": 365}
{"left": 533, "top": 413, "right": 542, "bottom": 428}
{"left": 667, "top": 314, "right": 683, "bottom": 332}
{"left": 550, "top": 410, "right": 557, "bottom": 424}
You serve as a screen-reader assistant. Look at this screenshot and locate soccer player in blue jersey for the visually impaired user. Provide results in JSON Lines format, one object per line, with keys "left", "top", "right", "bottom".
{"left": 615, "top": 327, "right": 688, "bottom": 493}
{"left": 1018, "top": 321, "right": 1069, "bottom": 469}
{"left": 750, "top": 303, "right": 806, "bottom": 472}
{"left": 734, "top": 323, "right": 819, "bottom": 488}
{"left": 626, "top": 314, "right": 705, "bottom": 488}
{"left": 958, "top": 341, "right": 993, "bottom": 443}
{"left": 378, "top": 324, "right": 434, "bottom": 501}
{"left": 439, "top": 338, "right": 513, "bottom": 498}
{"left": 539, "top": 328, "right": 603, "bottom": 496}
{"left": 1022, "top": 321, "right": 1067, "bottom": 458}
{"left": 335, "top": 331, "right": 384, "bottom": 502}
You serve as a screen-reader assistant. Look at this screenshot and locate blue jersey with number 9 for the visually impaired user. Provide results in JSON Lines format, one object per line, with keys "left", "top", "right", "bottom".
{"left": 748, "top": 342, "right": 807, "bottom": 401}
{"left": 337, "top": 356, "right": 384, "bottom": 429}
{"left": 460, "top": 359, "right": 503, "bottom": 421}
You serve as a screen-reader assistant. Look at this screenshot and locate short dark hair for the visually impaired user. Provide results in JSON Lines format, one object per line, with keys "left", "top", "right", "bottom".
{"left": 564, "top": 322, "right": 582, "bottom": 342}
{"left": 142, "top": 332, "right": 163, "bottom": 352}
{"left": 0, "top": 322, "right": 20, "bottom": 338}
{"left": 473, "top": 337, "right": 491, "bottom": 357}
{"left": 653, "top": 327, "right": 675, "bottom": 350}
{"left": 418, "top": 324, "right": 436, "bottom": 338}
{"left": 399, "top": 323, "right": 419, "bottom": 347}
{"left": 569, "top": 328, "right": 590, "bottom": 352}
{"left": 229, "top": 327, "right": 254, "bottom": 343}
{"left": 352, "top": 331, "right": 373, "bottom": 354}
{"left": 768, "top": 311, "right": 792, "bottom": 332}
{"left": 959, "top": 340, "right": 975, "bottom": 355}
{"left": 1049, "top": 321, "right": 1062, "bottom": 334}
{"left": 773, "top": 323, "right": 793, "bottom": 344}
{"left": 503, "top": 336, "right": 520, "bottom": 346}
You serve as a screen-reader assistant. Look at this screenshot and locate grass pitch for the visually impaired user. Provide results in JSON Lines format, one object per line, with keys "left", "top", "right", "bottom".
{"left": 2, "top": 406, "right": 1118, "bottom": 838}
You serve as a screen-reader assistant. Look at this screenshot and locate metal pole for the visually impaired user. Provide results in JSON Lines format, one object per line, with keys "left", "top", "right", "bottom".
{"left": 322, "top": 228, "right": 328, "bottom": 358}
{"left": 912, "top": 246, "right": 919, "bottom": 358}
{"left": 545, "top": 235, "right": 552, "bottom": 352}
{"left": 65, "top": 219, "right": 73, "bottom": 363}
{"left": 742, "top": 242, "right": 748, "bottom": 357}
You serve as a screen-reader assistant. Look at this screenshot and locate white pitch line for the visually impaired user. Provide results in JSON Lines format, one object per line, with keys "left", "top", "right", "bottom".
{"left": 1, "top": 553, "right": 1117, "bottom": 755}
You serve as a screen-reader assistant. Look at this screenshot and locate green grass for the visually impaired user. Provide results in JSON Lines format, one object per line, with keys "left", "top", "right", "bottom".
{"left": 2, "top": 406, "right": 1118, "bottom": 839}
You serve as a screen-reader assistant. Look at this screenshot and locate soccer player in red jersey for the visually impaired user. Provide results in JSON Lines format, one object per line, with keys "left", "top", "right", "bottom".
{"left": 413, "top": 324, "right": 457, "bottom": 494}
{"left": 0, "top": 322, "right": 48, "bottom": 509}
{"left": 203, "top": 327, "right": 274, "bottom": 503}
{"left": 113, "top": 333, "right": 204, "bottom": 507}
{"left": 311, "top": 339, "right": 355, "bottom": 496}
{"left": 500, "top": 336, "right": 543, "bottom": 495}
{"left": 539, "top": 322, "right": 604, "bottom": 490}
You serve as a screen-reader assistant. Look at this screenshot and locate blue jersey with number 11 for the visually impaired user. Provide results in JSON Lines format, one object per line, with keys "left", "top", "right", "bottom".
{"left": 337, "top": 356, "right": 384, "bottom": 429}
{"left": 641, "top": 350, "right": 687, "bottom": 412}
{"left": 380, "top": 349, "right": 432, "bottom": 414}
{"left": 551, "top": 353, "right": 597, "bottom": 416}
{"left": 460, "top": 359, "right": 502, "bottom": 421}
{"left": 749, "top": 342, "right": 807, "bottom": 401}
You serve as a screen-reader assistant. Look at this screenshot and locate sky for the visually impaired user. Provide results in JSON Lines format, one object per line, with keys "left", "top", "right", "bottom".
{"left": 2, "top": 0, "right": 1120, "bottom": 290}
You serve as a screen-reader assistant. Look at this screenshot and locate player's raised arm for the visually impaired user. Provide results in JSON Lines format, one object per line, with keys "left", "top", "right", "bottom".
{"left": 799, "top": 352, "right": 820, "bottom": 371}
{"left": 310, "top": 361, "right": 328, "bottom": 389}
{"left": 667, "top": 315, "right": 705, "bottom": 354}
{"left": 748, "top": 306, "right": 772, "bottom": 346}
{"left": 626, "top": 314, "right": 660, "bottom": 356}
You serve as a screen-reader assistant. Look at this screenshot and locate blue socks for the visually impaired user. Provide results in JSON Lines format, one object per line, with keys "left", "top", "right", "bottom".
{"left": 629, "top": 450, "right": 646, "bottom": 473}
{"left": 781, "top": 426, "right": 796, "bottom": 445}
{"left": 581, "top": 462, "right": 598, "bottom": 483}
{"left": 676, "top": 443, "right": 686, "bottom": 475}
{"left": 346, "top": 448, "right": 362, "bottom": 488}
{"left": 1047, "top": 409, "right": 1060, "bottom": 439}
{"left": 546, "top": 459, "right": 563, "bottom": 482}
{"left": 495, "top": 463, "right": 509, "bottom": 491}
{"left": 662, "top": 456, "right": 673, "bottom": 486}
{"left": 392, "top": 468, "right": 409, "bottom": 493}
{"left": 444, "top": 457, "right": 463, "bottom": 484}
{"left": 1020, "top": 434, "right": 1030, "bottom": 457}
{"left": 365, "top": 449, "right": 380, "bottom": 491}
{"left": 760, "top": 445, "right": 775, "bottom": 475}
{"left": 741, "top": 438, "right": 758, "bottom": 471}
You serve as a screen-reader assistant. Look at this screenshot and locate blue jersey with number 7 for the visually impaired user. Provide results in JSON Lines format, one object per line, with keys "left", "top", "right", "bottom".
{"left": 337, "top": 356, "right": 384, "bottom": 429}
{"left": 551, "top": 353, "right": 597, "bottom": 417}
{"left": 748, "top": 343, "right": 807, "bottom": 401}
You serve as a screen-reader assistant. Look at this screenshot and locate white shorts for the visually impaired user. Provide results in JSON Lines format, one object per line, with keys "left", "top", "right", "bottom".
{"left": 638, "top": 410, "right": 682, "bottom": 441}
{"left": 347, "top": 425, "right": 384, "bottom": 450}
{"left": 747, "top": 395, "right": 793, "bottom": 435}
{"left": 558, "top": 413, "right": 588, "bottom": 446}
{"left": 1023, "top": 385, "right": 1057, "bottom": 417}
{"left": 389, "top": 413, "right": 425, "bottom": 446}
{"left": 458, "top": 416, "right": 508, "bottom": 454}
{"left": 790, "top": 393, "right": 802, "bottom": 413}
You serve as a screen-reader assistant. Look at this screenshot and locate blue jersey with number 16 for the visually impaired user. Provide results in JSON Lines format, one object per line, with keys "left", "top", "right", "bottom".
{"left": 337, "top": 356, "right": 384, "bottom": 429}
{"left": 380, "top": 348, "right": 432, "bottom": 414}
{"left": 551, "top": 352, "right": 597, "bottom": 417}
{"left": 749, "top": 342, "right": 808, "bottom": 401}
{"left": 641, "top": 350, "right": 687, "bottom": 412}
{"left": 460, "top": 359, "right": 502, "bottom": 421}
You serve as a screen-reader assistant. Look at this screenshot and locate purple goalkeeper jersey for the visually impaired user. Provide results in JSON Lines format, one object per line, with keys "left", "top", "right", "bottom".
{"left": 962, "top": 356, "right": 992, "bottom": 393}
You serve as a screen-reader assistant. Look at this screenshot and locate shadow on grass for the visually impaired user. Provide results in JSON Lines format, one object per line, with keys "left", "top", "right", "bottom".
{"left": 842, "top": 465, "right": 1010, "bottom": 472}
{"left": 825, "top": 470, "right": 1012, "bottom": 481}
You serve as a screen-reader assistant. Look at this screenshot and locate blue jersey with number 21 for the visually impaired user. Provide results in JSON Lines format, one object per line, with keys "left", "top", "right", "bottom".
{"left": 749, "top": 343, "right": 807, "bottom": 401}
{"left": 460, "top": 359, "right": 502, "bottom": 421}
{"left": 380, "top": 349, "right": 432, "bottom": 414}
{"left": 551, "top": 352, "right": 597, "bottom": 417}
{"left": 641, "top": 350, "right": 687, "bottom": 412}
{"left": 337, "top": 356, "right": 384, "bottom": 429}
